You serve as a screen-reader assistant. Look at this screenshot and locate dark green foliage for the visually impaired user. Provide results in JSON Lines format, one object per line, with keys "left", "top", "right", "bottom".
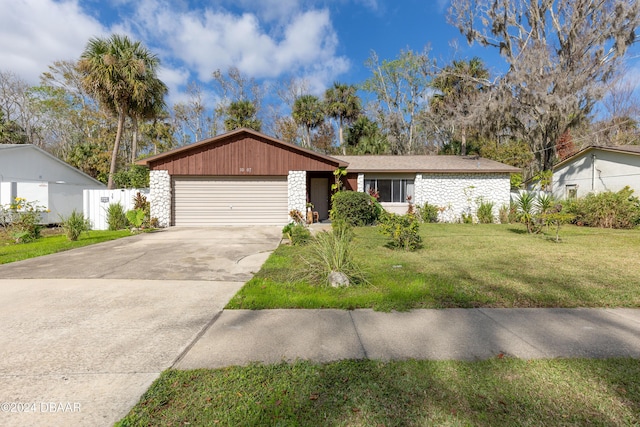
{"left": 564, "top": 187, "right": 640, "bottom": 229}
{"left": 330, "top": 191, "right": 379, "bottom": 226}
{"left": 379, "top": 212, "right": 422, "bottom": 251}
{"left": 417, "top": 202, "right": 439, "bottom": 223}
{"left": 476, "top": 199, "right": 495, "bottom": 224}
{"left": 113, "top": 165, "right": 150, "bottom": 188}
{"left": 106, "top": 203, "right": 128, "bottom": 230}
{"left": 282, "top": 223, "right": 311, "bottom": 246}
{"left": 60, "top": 210, "right": 91, "bottom": 241}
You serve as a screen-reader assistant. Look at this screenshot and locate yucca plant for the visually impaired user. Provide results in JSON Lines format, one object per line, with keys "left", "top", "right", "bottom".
{"left": 476, "top": 199, "right": 495, "bottom": 224}
{"left": 60, "top": 210, "right": 91, "bottom": 241}
{"left": 106, "top": 203, "right": 128, "bottom": 230}
{"left": 515, "top": 192, "right": 538, "bottom": 233}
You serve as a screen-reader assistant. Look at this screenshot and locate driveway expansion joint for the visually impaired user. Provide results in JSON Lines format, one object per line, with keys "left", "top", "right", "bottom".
{"left": 171, "top": 310, "right": 225, "bottom": 368}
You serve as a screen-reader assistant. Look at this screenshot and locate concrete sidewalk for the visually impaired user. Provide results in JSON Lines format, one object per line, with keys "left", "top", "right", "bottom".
{"left": 176, "top": 308, "right": 640, "bottom": 369}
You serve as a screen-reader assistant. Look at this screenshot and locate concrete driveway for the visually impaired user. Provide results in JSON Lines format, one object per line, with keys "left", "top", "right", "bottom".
{"left": 0, "top": 226, "right": 281, "bottom": 427}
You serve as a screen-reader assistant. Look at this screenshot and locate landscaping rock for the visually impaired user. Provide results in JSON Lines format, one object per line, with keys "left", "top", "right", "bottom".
{"left": 328, "top": 271, "right": 350, "bottom": 287}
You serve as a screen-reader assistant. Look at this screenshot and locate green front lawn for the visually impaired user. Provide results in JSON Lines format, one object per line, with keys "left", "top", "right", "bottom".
{"left": 227, "top": 224, "right": 640, "bottom": 310}
{"left": 117, "top": 358, "right": 640, "bottom": 426}
{"left": 0, "top": 229, "right": 132, "bottom": 264}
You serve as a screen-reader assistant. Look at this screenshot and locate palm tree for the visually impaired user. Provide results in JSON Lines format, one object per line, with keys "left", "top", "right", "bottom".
{"left": 430, "top": 57, "right": 488, "bottom": 156}
{"left": 79, "top": 34, "right": 165, "bottom": 188}
{"left": 324, "top": 82, "right": 361, "bottom": 154}
{"left": 223, "top": 100, "right": 261, "bottom": 132}
{"left": 129, "top": 77, "right": 168, "bottom": 163}
{"left": 292, "top": 94, "right": 324, "bottom": 148}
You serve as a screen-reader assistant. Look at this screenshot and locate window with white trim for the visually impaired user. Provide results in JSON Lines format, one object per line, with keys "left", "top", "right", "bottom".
{"left": 364, "top": 179, "right": 414, "bottom": 203}
{"left": 566, "top": 184, "right": 577, "bottom": 199}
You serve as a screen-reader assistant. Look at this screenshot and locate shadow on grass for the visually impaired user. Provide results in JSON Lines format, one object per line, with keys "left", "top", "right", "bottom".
{"left": 117, "top": 358, "right": 640, "bottom": 426}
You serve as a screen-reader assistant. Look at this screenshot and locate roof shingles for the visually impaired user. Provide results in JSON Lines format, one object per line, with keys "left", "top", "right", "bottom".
{"left": 333, "top": 155, "right": 520, "bottom": 173}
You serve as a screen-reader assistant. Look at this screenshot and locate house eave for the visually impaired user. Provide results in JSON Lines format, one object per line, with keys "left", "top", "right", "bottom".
{"left": 136, "top": 128, "right": 349, "bottom": 169}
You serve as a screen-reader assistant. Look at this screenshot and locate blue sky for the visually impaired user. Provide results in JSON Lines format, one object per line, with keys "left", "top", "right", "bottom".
{"left": 1, "top": 0, "right": 637, "bottom": 107}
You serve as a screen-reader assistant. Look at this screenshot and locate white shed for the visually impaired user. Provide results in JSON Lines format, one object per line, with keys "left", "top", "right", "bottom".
{"left": 552, "top": 145, "right": 640, "bottom": 199}
{"left": 0, "top": 144, "right": 105, "bottom": 224}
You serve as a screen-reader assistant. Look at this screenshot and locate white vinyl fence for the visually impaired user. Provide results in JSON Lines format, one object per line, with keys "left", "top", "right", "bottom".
{"left": 83, "top": 188, "right": 149, "bottom": 230}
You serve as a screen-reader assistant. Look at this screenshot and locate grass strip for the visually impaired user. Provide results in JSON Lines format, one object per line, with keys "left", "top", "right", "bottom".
{"left": 0, "top": 230, "right": 132, "bottom": 264}
{"left": 117, "top": 358, "right": 640, "bottom": 426}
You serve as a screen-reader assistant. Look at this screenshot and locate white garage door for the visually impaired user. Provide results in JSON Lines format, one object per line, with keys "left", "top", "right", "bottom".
{"left": 173, "top": 176, "right": 288, "bottom": 226}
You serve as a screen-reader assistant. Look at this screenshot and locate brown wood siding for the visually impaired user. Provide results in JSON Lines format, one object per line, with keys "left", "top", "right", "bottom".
{"left": 344, "top": 173, "right": 358, "bottom": 191}
{"left": 149, "top": 134, "right": 339, "bottom": 175}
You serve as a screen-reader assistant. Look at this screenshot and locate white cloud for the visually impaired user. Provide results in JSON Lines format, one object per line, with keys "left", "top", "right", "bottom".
{"left": 0, "top": 0, "right": 107, "bottom": 83}
{"left": 135, "top": 1, "right": 349, "bottom": 90}
{"left": 0, "top": 0, "right": 351, "bottom": 96}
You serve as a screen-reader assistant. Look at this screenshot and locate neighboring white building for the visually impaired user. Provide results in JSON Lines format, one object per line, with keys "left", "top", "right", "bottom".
{"left": 0, "top": 144, "right": 105, "bottom": 224}
{"left": 552, "top": 145, "right": 640, "bottom": 199}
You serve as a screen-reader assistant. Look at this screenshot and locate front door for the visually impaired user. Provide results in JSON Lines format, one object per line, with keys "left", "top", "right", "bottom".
{"left": 310, "top": 178, "right": 330, "bottom": 221}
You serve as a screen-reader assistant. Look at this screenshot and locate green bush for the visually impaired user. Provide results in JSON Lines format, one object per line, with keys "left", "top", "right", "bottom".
{"left": 1, "top": 198, "right": 47, "bottom": 243}
{"left": 330, "top": 191, "right": 379, "bottom": 226}
{"left": 60, "top": 210, "right": 91, "bottom": 241}
{"left": 476, "top": 199, "right": 495, "bottom": 224}
{"left": 126, "top": 209, "right": 146, "bottom": 228}
{"left": 379, "top": 213, "right": 422, "bottom": 251}
{"left": 417, "top": 202, "right": 439, "bottom": 223}
{"left": 113, "top": 165, "right": 150, "bottom": 188}
{"left": 566, "top": 187, "right": 640, "bottom": 229}
{"left": 283, "top": 223, "right": 311, "bottom": 246}
{"left": 106, "top": 203, "right": 128, "bottom": 230}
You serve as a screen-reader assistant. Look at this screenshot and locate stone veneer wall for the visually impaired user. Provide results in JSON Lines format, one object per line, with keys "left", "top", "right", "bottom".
{"left": 414, "top": 173, "right": 511, "bottom": 223}
{"left": 149, "top": 170, "right": 171, "bottom": 227}
{"left": 357, "top": 173, "right": 365, "bottom": 192}
{"left": 287, "top": 171, "right": 306, "bottom": 221}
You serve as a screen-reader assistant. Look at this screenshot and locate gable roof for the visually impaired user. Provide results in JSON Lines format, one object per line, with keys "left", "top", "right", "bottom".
{"left": 137, "top": 128, "right": 349, "bottom": 168}
{"left": 554, "top": 145, "right": 640, "bottom": 170}
{"left": 0, "top": 144, "right": 104, "bottom": 185}
{"left": 333, "top": 155, "right": 521, "bottom": 174}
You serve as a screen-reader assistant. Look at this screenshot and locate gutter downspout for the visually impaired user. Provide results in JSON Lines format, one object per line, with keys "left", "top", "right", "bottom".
{"left": 591, "top": 153, "right": 596, "bottom": 192}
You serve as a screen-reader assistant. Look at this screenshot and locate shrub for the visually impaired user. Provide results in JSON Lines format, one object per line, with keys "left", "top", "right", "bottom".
{"left": 498, "top": 204, "right": 510, "bottom": 224}
{"left": 126, "top": 209, "right": 146, "bottom": 228}
{"left": 106, "top": 203, "right": 128, "bottom": 230}
{"left": 113, "top": 165, "right": 150, "bottom": 188}
{"left": 330, "top": 191, "right": 379, "bottom": 226}
{"left": 379, "top": 212, "right": 422, "bottom": 251}
{"left": 1, "top": 198, "right": 47, "bottom": 243}
{"left": 417, "top": 202, "right": 439, "bottom": 223}
{"left": 536, "top": 192, "right": 556, "bottom": 215}
{"left": 476, "top": 199, "right": 495, "bottom": 224}
{"left": 567, "top": 187, "right": 640, "bottom": 229}
{"left": 514, "top": 192, "right": 539, "bottom": 233}
{"left": 461, "top": 212, "right": 474, "bottom": 224}
{"left": 302, "top": 225, "right": 365, "bottom": 286}
{"left": 283, "top": 223, "right": 311, "bottom": 245}
{"left": 60, "top": 210, "right": 91, "bottom": 241}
